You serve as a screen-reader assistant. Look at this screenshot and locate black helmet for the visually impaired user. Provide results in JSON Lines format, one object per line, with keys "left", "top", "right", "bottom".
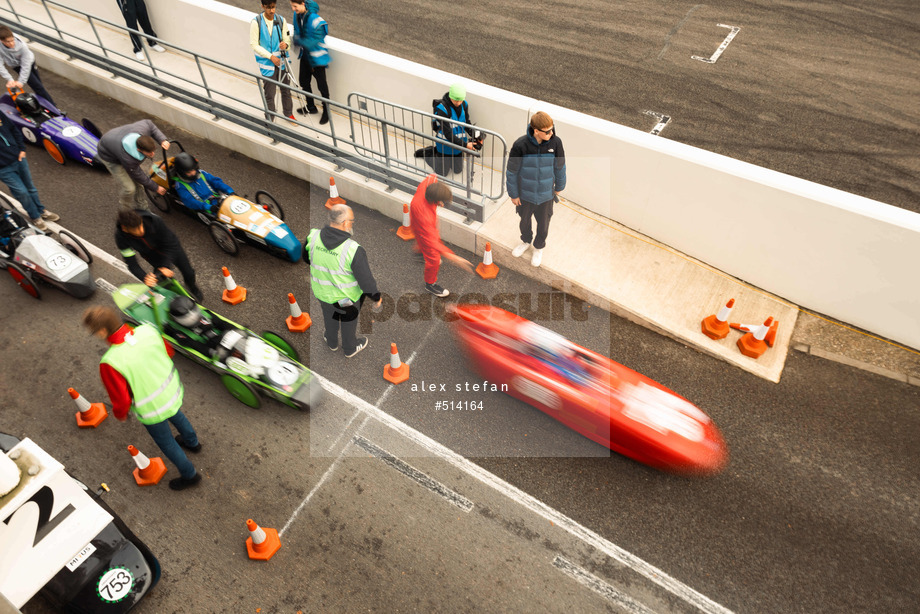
{"left": 169, "top": 295, "right": 202, "bottom": 328}
{"left": 16, "top": 93, "right": 40, "bottom": 116}
{"left": 173, "top": 152, "right": 199, "bottom": 177}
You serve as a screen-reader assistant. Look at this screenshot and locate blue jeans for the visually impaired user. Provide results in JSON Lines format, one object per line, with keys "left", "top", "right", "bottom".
{"left": 0, "top": 159, "right": 45, "bottom": 220}
{"left": 143, "top": 410, "right": 199, "bottom": 479}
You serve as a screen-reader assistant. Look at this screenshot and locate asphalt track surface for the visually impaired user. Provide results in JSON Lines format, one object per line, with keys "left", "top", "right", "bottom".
{"left": 2, "top": 71, "right": 918, "bottom": 613}
{"left": 225, "top": 0, "right": 920, "bottom": 212}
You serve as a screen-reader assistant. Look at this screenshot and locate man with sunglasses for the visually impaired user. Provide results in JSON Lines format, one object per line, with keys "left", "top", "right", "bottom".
{"left": 506, "top": 111, "right": 566, "bottom": 268}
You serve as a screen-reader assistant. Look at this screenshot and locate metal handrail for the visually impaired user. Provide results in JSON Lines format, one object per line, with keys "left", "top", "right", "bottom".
{"left": 1, "top": 0, "right": 492, "bottom": 221}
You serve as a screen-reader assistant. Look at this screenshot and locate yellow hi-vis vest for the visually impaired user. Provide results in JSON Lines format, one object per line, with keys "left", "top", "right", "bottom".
{"left": 306, "top": 228, "right": 362, "bottom": 304}
{"left": 100, "top": 324, "right": 183, "bottom": 425}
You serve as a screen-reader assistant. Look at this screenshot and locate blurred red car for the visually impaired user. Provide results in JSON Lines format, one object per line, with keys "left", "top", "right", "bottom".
{"left": 448, "top": 304, "right": 728, "bottom": 476}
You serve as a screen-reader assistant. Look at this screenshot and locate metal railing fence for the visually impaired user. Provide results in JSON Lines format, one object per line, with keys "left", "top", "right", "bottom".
{"left": 1, "top": 0, "right": 499, "bottom": 221}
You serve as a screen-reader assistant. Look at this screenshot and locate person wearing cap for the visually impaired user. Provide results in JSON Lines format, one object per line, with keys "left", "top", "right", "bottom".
{"left": 96, "top": 119, "right": 170, "bottom": 211}
{"left": 409, "top": 173, "right": 473, "bottom": 297}
{"left": 171, "top": 152, "right": 235, "bottom": 213}
{"left": 432, "top": 83, "right": 476, "bottom": 176}
{"left": 506, "top": 111, "right": 566, "bottom": 268}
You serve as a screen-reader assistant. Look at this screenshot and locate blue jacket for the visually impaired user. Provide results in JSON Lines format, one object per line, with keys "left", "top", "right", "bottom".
{"left": 0, "top": 116, "right": 26, "bottom": 168}
{"left": 294, "top": 2, "right": 329, "bottom": 68}
{"left": 506, "top": 125, "right": 566, "bottom": 205}
{"left": 433, "top": 93, "right": 470, "bottom": 156}
{"left": 174, "top": 171, "right": 234, "bottom": 212}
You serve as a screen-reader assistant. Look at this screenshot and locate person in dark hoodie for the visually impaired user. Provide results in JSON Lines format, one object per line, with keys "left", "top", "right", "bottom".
{"left": 431, "top": 83, "right": 476, "bottom": 176}
{"left": 303, "top": 204, "right": 381, "bottom": 357}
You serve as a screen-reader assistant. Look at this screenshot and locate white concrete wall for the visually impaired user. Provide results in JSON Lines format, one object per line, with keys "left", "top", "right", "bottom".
{"left": 28, "top": 0, "right": 920, "bottom": 350}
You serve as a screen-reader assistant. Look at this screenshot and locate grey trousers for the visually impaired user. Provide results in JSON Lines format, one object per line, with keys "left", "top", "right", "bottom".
{"left": 103, "top": 160, "right": 149, "bottom": 210}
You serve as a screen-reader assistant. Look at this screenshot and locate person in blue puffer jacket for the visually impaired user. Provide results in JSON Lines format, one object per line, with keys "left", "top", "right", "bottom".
{"left": 291, "top": 0, "right": 331, "bottom": 125}
{"left": 505, "top": 111, "right": 566, "bottom": 268}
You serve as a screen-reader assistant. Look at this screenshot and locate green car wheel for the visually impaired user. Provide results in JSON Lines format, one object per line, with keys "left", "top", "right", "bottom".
{"left": 261, "top": 331, "right": 299, "bottom": 361}
{"left": 221, "top": 374, "right": 261, "bottom": 408}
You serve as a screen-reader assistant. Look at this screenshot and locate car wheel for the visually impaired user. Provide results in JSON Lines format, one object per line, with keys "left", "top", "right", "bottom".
{"left": 81, "top": 118, "right": 102, "bottom": 138}
{"left": 209, "top": 224, "right": 239, "bottom": 256}
{"left": 58, "top": 230, "right": 93, "bottom": 264}
{"left": 7, "top": 262, "right": 41, "bottom": 299}
{"left": 221, "top": 374, "right": 260, "bottom": 408}
{"left": 43, "top": 139, "right": 65, "bottom": 164}
{"left": 261, "top": 331, "right": 299, "bottom": 361}
{"left": 145, "top": 188, "right": 170, "bottom": 213}
{"left": 254, "top": 190, "right": 284, "bottom": 220}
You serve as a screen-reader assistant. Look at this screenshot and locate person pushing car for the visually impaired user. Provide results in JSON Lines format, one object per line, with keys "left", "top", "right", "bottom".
{"left": 96, "top": 119, "right": 170, "bottom": 211}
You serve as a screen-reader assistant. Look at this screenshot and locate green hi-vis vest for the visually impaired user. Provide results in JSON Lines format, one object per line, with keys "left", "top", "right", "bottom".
{"left": 306, "top": 228, "right": 362, "bottom": 304}
{"left": 101, "top": 324, "right": 184, "bottom": 425}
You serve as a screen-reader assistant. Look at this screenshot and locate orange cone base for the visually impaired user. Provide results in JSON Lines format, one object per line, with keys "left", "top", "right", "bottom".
{"left": 701, "top": 315, "right": 730, "bottom": 340}
{"left": 133, "top": 456, "right": 168, "bottom": 486}
{"left": 737, "top": 333, "right": 768, "bottom": 359}
{"left": 383, "top": 363, "right": 410, "bottom": 385}
{"left": 765, "top": 320, "right": 779, "bottom": 348}
{"left": 396, "top": 226, "right": 415, "bottom": 241}
{"left": 324, "top": 196, "right": 346, "bottom": 210}
{"left": 75, "top": 403, "right": 108, "bottom": 428}
{"left": 222, "top": 287, "right": 247, "bottom": 305}
{"left": 286, "top": 314, "right": 312, "bottom": 333}
{"left": 246, "top": 528, "right": 281, "bottom": 561}
{"left": 475, "top": 262, "right": 500, "bottom": 280}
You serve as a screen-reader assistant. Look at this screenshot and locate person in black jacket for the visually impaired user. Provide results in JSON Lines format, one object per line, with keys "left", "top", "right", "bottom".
{"left": 115, "top": 209, "right": 203, "bottom": 301}
{"left": 0, "top": 114, "right": 58, "bottom": 230}
{"left": 431, "top": 83, "right": 476, "bottom": 176}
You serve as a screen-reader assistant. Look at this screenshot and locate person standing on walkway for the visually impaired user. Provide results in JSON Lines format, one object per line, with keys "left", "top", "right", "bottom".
{"left": 506, "top": 111, "right": 566, "bottom": 268}
{"left": 82, "top": 305, "right": 203, "bottom": 491}
{"left": 0, "top": 26, "right": 56, "bottom": 106}
{"left": 0, "top": 114, "right": 58, "bottom": 230}
{"left": 290, "top": 0, "right": 331, "bottom": 125}
{"left": 251, "top": 0, "right": 295, "bottom": 124}
{"left": 96, "top": 119, "right": 170, "bottom": 211}
{"left": 116, "top": 0, "right": 167, "bottom": 60}
{"left": 410, "top": 173, "right": 473, "bottom": 297}
{"left": 304, "top": 204, "right": 381, "bottom": 357}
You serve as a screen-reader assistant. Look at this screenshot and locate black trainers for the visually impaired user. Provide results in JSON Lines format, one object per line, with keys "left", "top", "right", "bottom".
{"left": 168, "top": 472, "right": 201, "bottom": 491}
{"left": 425, "top": 283, "right": 449, "bottom": 298}
{"left": 324, "top": 334, "right": 339, "bottom": 351}
{"left": 296, "top": 105, "right": 318, "bottom": 115}
{"left": 344, "top": 337, "right": 369, "bottom": 358}
{"left": 175, "top": 435, "right": 202, "bottom": 453}
{"left": 191, "top": 288, "right": 204, "bottom": 302}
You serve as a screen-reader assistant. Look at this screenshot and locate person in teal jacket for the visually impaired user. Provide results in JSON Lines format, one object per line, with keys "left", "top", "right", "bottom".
{"left": 291, "top": 0, "right": 330, "bottom": 124}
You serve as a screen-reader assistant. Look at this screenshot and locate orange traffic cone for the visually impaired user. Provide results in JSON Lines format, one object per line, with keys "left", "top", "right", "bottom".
{"left": 324, "top": 177, "right": 346, "bottom": 209}
{"left": 70, "top": 387, "right": 107, "bottom": 428}
{"left": 285, "top": 292, "right": 311, "bottom": 332}
{"left": 737, "top": 317, "right": 773, "bottom": 359}
{"left": 128, "top": 445, "right": 167, "bottom": 486}
{"left": 246, "top": 519, "right": 281, "bottom": 560}
{"left": 221, "top": 266, "right": 247, "bottom": 305}
{"left": 475, "top": 242, "right": 500, "bottom": 279}
{"left": 731, "top": 320, "right": 779, "bottom": 347}
{"left": 383, "top": 343, "right": 410, "bottom": 384}
{"left": 396, "top": 204, "right": 415, "bottom": 241}
{"left": 701, "top": 298, "right": 735, "bottom": 340}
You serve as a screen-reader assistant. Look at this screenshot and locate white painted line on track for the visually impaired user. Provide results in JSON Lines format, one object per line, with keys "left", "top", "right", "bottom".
{"left": 553, "top": 556, "right": 657, "bottom": 614}
{"left": 643, "top": 111, "right": 672, "bottom": 136}
{"left": 352, "top": 436, "right": 474, "bottom": 512}
{"left": 692, "top": 24, "right": 741, "bottom": 64}
{"left": 312, "top": 374, "right": 735, "bottom": 614}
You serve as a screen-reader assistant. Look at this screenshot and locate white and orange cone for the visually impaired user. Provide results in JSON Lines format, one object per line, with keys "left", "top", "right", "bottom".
{"left": 128, "top": 445, "right": 167, "bottom": 486}
{"left": 731, "top": 320, "right": 779, "bottom": 347}
{"left": 383, "top": 343, "right": 410, "bottom": 384}
{"left": 737, "top": 316, "right": 773, "bottom": 359}
{"left": 324, "top": 177, "right": 346, "bottom": 209}
{"left": 701, "top": 298, "right": 735, "bottom": 340}
{"left": 246, "top": 518, "right": 281, "bottom": 560}
{"left": 475, "top": 242, "right": 500, "bottom": 279}
{"left": 396, "top": 204, "right": 415, "bottom": 241}
{"left": 221, "top": 266, "right": 247, "bottom": 305}
{"left": 71, "top": 387, "right": 107, "bottom": 428}
{"left": 285, "top": 292, "right": 311, "bottom": 332}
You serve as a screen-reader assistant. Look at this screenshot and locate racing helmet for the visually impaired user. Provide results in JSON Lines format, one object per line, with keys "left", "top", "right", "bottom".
{"left": 15, "top": 93, "right": 41, "bottom": 115}
{"left": 169, "top": 295, "right": 202, "bottom": 328}
{"left": 172, "top": 152, "right": 199, "bottom": 180}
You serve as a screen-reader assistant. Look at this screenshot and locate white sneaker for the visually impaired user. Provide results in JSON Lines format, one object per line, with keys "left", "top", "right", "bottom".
{"left": 511, "top": 241, "right": 531, "bottom": 258}
{"left": 531, "top": 248, "right": 543, "bottom": 268}
{"left": 135, "top": 51, "right": 145, "bottom": 60}
{"left": 151, "top": 44, "right": 166, "bottom": 53}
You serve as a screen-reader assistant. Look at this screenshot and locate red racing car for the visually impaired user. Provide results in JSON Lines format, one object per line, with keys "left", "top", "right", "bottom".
{"left": 448, "top": 304, "right": 728, "bottom": 476}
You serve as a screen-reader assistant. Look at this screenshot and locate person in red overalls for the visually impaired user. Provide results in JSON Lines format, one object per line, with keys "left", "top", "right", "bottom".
{"left": 409, "top": 174, "right": 473, "bottom": 297}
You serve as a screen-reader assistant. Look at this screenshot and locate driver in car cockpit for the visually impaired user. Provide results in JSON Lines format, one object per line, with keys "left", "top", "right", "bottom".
{"left": 171, "top": 152, "right": 235, "bottom": 214}
{"left": 165, "top": 295, "right": 234, "bottom": 357}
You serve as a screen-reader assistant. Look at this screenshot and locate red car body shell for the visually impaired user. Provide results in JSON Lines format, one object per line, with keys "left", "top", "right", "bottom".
{"left": 449, "top": 304, "right": 728, "bottom": 476}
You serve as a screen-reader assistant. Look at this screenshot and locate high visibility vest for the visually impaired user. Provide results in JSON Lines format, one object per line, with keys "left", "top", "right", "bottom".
{"left": 306, "top": 228, "right": 362, "bottom": 304}
{"left": 254, "top": 14, "right": 284, "bottom": 78}
{"left": 306, "top": 13, "right": 330, "bottom": 67}
{"left": 434, "top": 101, "right": 468, "bottom": 155}
{"left": 101, "top": 324, "right": 184, "bottom": 425}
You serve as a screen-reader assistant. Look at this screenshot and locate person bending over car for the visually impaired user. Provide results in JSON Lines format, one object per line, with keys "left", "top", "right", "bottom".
{"left": 96, "top": 119, "right": 170, "bottom": 211}
{"left": 115, "top": 209, "right": 204, "bottom": 301}
{"left": 171, "top": 152, "right": 234, "bottom": 213}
